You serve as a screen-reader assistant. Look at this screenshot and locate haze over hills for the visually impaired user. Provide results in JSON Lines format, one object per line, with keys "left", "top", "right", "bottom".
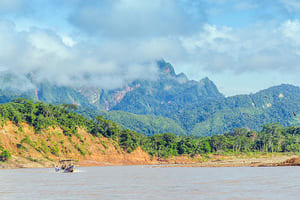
{"left": 0, "top": 60, "right": 300, "bottom": 136}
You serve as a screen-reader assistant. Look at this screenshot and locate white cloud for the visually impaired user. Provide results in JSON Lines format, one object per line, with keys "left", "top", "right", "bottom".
{"left": 2, "top": 16, "right": 300, "bottom": 92}
{"left": 1, "top": 0, "right": 300, "bottom": 95}
{"left": 177, "top": 21, "right": 300, "bottom": 74}
{"left": 0, "top": 20, "right": 159, "bottom": 89}
{"left": 28, "top": 28, "right": 72, "bottom": 59}
{"left": 181, "top": 24, "right": 235, "bottom": 53}
{"left": 279, "top": 19, "right": 300, "bottom": 45}
{"left": 62, "top": 36, "right": 76, "bottom": 47}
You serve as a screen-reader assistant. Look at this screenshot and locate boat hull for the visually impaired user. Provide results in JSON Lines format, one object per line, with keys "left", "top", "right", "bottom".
{"left": 55, "top": 165, "right": 75, "bottom": 173}
{"left": 64, "top": 165, "right": 75, "bottom": 173}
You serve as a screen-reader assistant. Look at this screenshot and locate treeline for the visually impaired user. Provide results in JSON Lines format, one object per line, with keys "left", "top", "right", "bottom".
{"left": 0, "top": 98, "right": 124, "bottom": 138}
{"left": 124, "top": 124, "right": 300, "bottom": 158}
{"left": 0, "top": 99, "right": 300, "bottom": 160}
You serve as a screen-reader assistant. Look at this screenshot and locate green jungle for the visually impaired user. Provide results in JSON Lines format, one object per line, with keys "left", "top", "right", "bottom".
{"left": 1, "top": 99, "right": 300, "bottom": 161}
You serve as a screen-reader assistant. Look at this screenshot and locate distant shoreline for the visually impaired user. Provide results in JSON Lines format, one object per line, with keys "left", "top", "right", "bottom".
{"left": 1, "top": 154, "right": 299, "bottom": 169}
{"left": 78, "top": 155, "right": 300, "bottom": 168}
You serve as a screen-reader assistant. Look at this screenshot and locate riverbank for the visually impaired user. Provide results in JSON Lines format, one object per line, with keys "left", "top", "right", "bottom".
{"left": 152, "top": 155, "right": 300, "bottom": 168}
{"left": 1, "top": 121, "right": 300, "bottom": 169}
{"left": 1, "top": 153, "right": 299, "bottom": 169}
{"left": 79, "top": 154, "right": 300, "bottom": 168}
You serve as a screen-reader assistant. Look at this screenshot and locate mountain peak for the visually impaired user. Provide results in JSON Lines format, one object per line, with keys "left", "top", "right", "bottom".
{"left": 157, "top": 60, "right": 176, "bottom": 77}
{"left": 176, "top": 73, "right": 188, "bottom": 84}
{"left": 198, "top": 77, "right": 224, "bottom": 98}
{"left": 199, "top": 77, "right": 212, "bottom": 84}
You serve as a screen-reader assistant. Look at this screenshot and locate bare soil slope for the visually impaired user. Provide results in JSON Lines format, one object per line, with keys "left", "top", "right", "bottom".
{"left": 0, "top": 122, "right": 155, "bottom": 168}
{"left": 0, "top": 122, "right": 201, "bottom": 168}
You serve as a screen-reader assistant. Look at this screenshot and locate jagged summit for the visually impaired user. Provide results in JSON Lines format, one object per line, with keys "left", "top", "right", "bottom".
{"left": 157, "top": 60, "right": 176, "bottom": 77}
{"left": 176, "top": 73, "right": 188, "bottom": 84}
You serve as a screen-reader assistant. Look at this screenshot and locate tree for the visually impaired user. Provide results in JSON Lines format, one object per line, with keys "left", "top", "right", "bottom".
{"left": 200, "top": 140, "right": 211, "bottom": 153}
{"left": 0, "top": 150, "right": 11, "bottom": 162}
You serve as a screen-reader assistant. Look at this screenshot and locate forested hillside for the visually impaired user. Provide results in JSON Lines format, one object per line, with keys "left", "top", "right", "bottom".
{"left": 1, "top": 100, "right": 300, "bottom": 163}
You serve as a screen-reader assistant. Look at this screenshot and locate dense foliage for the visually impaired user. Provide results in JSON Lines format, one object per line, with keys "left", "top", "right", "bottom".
{"left": 0, "top": 150, "right": 11, "bottom": 162}
{"left": 111, "top": 83, "right": 300, "bottom": 136}
{"left": 77, "top": 82, "right": 300, "bottom": 137}
{"left": 136, "top": 124, "right": 300, "bottom": 158}
{"left": 78, "top": 109, "right": 186, "bottom": 136}
{"left": 1, "top": 100, "right": 300, "bottom": 160}
{"left": 0, "top": 98, "right": 92, "bottom": 135}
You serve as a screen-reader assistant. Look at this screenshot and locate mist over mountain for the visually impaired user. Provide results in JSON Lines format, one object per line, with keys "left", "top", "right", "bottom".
{"left": 0, "top": 60, "right": 299, "bottom": 136}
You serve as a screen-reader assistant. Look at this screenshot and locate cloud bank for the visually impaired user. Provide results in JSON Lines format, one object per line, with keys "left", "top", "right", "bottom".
{"left": 0, "top": 20, "right": 160, "bottom": 89}
{"left": 180, "top": 21, "right": 300, "bottom": 74}
{"left": 0, "top": 0, "right": 300, "bottom": 94}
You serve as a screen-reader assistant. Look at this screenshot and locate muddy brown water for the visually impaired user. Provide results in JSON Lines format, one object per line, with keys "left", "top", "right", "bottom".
{"left": 0, "top": 166, "right": 299, "bottom": 200}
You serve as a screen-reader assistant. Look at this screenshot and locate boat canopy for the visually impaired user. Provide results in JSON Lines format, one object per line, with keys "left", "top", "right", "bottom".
{"left": 59, "top": 159, "right": 74, "bottom": 163}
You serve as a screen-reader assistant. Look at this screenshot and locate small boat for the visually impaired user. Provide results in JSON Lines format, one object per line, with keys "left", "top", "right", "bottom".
{"left": 55, "top": 159, "right": 75, "bottom": 173}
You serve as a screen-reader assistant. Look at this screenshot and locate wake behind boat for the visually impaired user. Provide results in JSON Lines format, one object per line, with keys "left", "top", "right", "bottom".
{"left": 55, "top": 159, "right": 75, "bottom": 173}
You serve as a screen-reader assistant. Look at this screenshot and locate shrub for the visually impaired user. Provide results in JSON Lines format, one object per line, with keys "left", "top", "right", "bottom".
{"left": 0, "top": 150, "right": 11, "bottom": 162}
{"left": 75, "top": 144, "right": 86, "bottom": 156}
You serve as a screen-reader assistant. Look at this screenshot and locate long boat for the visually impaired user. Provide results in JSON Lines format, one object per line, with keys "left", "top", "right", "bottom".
{"left": 55, "top": 159, "right": 75, "bottom": 173}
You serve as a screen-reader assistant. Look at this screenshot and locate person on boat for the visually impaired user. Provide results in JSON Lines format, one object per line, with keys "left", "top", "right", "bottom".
{"left": 55, "top": 165, "right": 60, "bottom": 172}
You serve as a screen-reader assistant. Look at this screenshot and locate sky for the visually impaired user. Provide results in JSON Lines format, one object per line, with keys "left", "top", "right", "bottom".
{"left": 0, "top": 0, "right": 300, "bottom": 96}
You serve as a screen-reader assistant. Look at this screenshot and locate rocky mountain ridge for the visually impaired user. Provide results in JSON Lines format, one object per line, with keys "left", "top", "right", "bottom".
{"left": 0, "top": 60, "right": 299, "bottom": 136}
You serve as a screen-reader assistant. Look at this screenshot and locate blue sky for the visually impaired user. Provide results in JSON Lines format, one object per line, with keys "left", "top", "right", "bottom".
{"left": 0, "top": 0, "right": 300, "bottom": 95}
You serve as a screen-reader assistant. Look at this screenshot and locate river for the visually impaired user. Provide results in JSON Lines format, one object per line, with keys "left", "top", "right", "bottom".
{"left": 0, "top": 166, "right": 299, "bottom": 200}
